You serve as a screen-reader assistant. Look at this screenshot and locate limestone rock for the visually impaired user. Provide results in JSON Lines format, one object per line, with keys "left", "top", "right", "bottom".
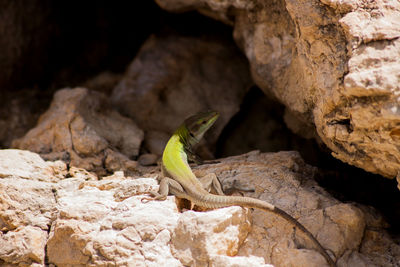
{"left": 0, "top": 149, "right": 399, "bottom": 266}
{"left": 47, "top": 179, "right": 181, "bottom": 266}
{"left": 0, "top": 149, "right": 66, "bottom": 182}
{"left": 0, "top": 226, "right": 48, "bottom": 265}
{"left": 0, "top": 178, "right": 56, "bottom": 232}
{"left": 154, "top": 0, "right": 400, "bottom": 178}
{"left": 0, "top": 150, "right": 60, "bottom": 266}
{"left": 111, "top": 35, "right": 252, "bottom": 155}
{"left": 192, "top": 151, "right": 399, "bottom": 266}
{"left": 171, "top": 207, "right": 251, "bottom": 266}
{"left": 12, "top": 88, "right": 143, "bottom": 174}
{"left": 210, "top": 255, "right": 273, "bottom": 267}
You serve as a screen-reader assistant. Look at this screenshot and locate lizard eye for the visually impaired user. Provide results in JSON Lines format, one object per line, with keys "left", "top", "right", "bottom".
{"left": 189, "top": 132, "right": 195, "bottom": 138}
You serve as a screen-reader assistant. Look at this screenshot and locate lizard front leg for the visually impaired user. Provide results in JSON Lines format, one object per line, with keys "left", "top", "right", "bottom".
{"left": 143, "top": 177, "right": 185, "bottom": 201}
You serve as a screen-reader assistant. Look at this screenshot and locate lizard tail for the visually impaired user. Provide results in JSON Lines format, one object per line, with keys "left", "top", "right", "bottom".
{"left": 193, "top": 193, "right": 336, "bottom": 267}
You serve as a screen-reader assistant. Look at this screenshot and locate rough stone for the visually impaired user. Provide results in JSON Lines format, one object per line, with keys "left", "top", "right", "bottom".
{"left": 171, "top": 207, "right": 251, "bottom": 266}
{"left": 0, "top": 149, "right": 398, "bottom": 266}
{"left": 111, "top": 35, "right": 252, "bottom": 155}
{"left": 0, "top": 178, "right": 57, "bottom": 232}
{"left": 0, "top": 149, "right": 66, "bottom": 182}
{"left": 0, "top": 149, "right": 60, "bottom": 266}
{"left": 154, "top": 0, "right": 400, "bottom": 178}
{"left": 47, "top": 180, "right": 182, "bottom": 267}
{"left": 12, "top": 88, "right": 143, "bottom": 174}
{"left": 210, "top": 255, "right": 273, "bottom": 267}
{"left": 191, "top": 151, "right": 399, "bottom": 266}
{"left": 0, "top": 226, "right": 48, "bottom": 265}
{"left": 138, "top": 153, "right": 159, "bottom": 166}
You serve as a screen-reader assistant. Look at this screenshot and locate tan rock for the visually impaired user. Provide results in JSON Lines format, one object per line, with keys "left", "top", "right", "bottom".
{"left": 0, "top": 178, "right": 56, "bottom": 231}
{"left": 111, "top": 35, "right": 252, "bottom": 155}
{"left": 0, "top": 226, "right": 47, "bottom": 265}
{"left": 0, "top": 149, "right": 398, "bottom": 266}
{"left": 210, "top": 255, "right": 272, "bottom": 267}
{"left": 47, "top": 183, "right": 181, "bottom": 266}
{"left": 12, "top": 88, "right": 143, "bottom": 174}
{"left": 0, "top": 149, "right": 66, "bottom": 182}
{"left": 193, "top": 151, "right": 399, "bottom": 266}
{"left": 155, "top": 0, "right": 400, "bottom": 178}
{"left": 0, "top": 149, "right": 60, "bottom": 266}
{"left": 171, "top": 207, "right": 251, "bottom": 266}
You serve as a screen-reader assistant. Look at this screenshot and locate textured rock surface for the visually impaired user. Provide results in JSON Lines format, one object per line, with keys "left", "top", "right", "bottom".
{"left": 1, "top": 149, "right": 398, "bottom": 266}
{"left": 12, "top": 88, "right": 143, "bottom": 174}
{"left": 111, "top": 35, "right": 252, "bottom": 155}
{"left": 0, "top": 150, "right": 63, "bottom": 265}
{"left": 155, "top": 0, "right": 400, "bottom": 178}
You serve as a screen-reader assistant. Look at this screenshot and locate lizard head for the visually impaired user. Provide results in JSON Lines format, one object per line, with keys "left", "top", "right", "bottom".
{"left": 181, "top": 110, "right": 219, "bottom": 146}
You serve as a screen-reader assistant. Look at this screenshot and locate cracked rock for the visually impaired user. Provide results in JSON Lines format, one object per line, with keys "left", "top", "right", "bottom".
{"left": 12, "top": 87, "right": 143, "bottom": 175}
{"left": 155, "top": 0, "right": 400, "bottom": 179}
{"left": 0, "top": 149, "right": 399, "bottom": 266}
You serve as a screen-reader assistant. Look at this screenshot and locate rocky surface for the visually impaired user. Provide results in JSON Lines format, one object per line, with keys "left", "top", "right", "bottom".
{"left": 12, "top": 88, "right": 143, "bottom": 175}
{"left": 111, "top": 34, "right": 252, "bottom": 156}
{"left": 155, "top": 0, "right": 400, "bottom": 178}
{"left": 0, "top": 149, "right": 398, "bottom": 266}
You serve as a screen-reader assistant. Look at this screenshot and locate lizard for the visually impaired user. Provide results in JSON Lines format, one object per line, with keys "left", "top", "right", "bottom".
{"left": 145, "top": 110, "right": 336, "bottom": 267}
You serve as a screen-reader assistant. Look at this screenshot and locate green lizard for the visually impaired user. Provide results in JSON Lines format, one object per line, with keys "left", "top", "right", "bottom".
{"left": 147, "top": 110, "right": 336, "bottom": 267}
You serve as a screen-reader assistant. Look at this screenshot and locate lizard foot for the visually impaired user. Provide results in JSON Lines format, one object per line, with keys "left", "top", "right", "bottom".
{"left": 141, "top": 193, "right": 167, "bottom": 203}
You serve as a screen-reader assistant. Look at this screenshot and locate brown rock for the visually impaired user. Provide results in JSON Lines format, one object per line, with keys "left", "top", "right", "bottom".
{"left": 138, "top": 153, "right": 159, "bottom": 166}
{"left": 155, "top": 0, "right": 400, "bottom": 178}
{"left": 111, "top": 35, "right": 252, "bottom": 153}
{"left": 0, "top": 89, "right": 52, "bottom": 148}
{"left": 81, "top": 71, "right": 123, "bottom": 95}
{"left": 12, "top": 88, "right": 144, "bottom": 174}
{"left": 143, "top": 130, "right": 170, "bottom": 156}
{"left": 192, "top": 151, "right": 399, "bottom": 266}
{"left": 104, "top": 149, "right": 138, "bottom": 174}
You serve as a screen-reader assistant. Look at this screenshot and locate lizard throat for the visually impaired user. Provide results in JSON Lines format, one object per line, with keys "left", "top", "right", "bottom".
{"left": 162, "top": 134, "right": 196, "bottom": 180}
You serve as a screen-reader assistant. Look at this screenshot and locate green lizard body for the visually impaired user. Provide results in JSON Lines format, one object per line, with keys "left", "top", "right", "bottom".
{"left": 150, "top": 111, "right": 336, "bottom": 267}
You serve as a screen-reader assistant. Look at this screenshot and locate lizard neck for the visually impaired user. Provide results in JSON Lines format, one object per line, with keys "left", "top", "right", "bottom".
{"left": 162, "top": 134, "right": 196, "bottom": 181}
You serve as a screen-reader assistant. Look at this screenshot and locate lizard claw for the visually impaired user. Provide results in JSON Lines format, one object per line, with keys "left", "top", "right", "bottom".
{"left": 141, "top": 196, "right": 152, "bottom": 203}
